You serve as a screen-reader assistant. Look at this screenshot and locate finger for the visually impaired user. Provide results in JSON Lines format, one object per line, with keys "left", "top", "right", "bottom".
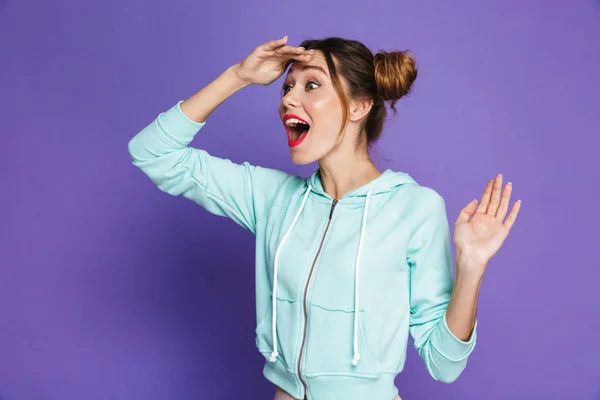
{"left": 503, "top": 200, "right": 522, "bottom": 231}
{"left": 274, "top": 45, "right": 309, "bottom": 56}
{"left": 456, "top": 199, "right": 478, "bottom": 225}
{"left": 289, "top": 53, "right": 314, "bottom": 62}
{"left": 475, "top": 179, "right": 495, "bottom": 214}
{"left": 265, "top": 46, "right": 312, "bottom": 62}
{"left": 486, "top": 174, "right": 503, "bottom": 215}
{"left": 278, "top": 52, "right": 314, "bottom": 67}
{"left": 261, "top": 36, "right": 288, "bottom": 51}
{"left": 496, "top": 182, "right": 513, "bottom": 220}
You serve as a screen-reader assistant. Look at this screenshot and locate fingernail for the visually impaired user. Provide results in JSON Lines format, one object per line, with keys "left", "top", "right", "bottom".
{"left": 507, "top": 182, "right": 512, "bottom": 185}
{"left": 498, "top": 173, "right": 502, "bottom": 177}
{"left": 299, "top": 47, "right": 305, "bottom": 50}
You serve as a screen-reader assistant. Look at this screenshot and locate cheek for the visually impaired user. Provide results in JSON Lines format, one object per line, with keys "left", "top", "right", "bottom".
{"left": 308, "top": 93, "right": 342, "bottom": 121}
{"left": 307, "top": 97, "right": 344, "bottom": 148}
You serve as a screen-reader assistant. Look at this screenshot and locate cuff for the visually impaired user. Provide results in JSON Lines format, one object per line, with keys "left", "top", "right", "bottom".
{"left": 431, "top": 313, "right": 478, "bottom": 361}
{"left": 156, "top": 100, "right": 206, "bottom": 143}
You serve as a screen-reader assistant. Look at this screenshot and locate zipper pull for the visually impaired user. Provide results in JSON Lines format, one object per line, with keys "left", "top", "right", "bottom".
{"left": 328, "top": 199, "right": 338, "bottom": 220}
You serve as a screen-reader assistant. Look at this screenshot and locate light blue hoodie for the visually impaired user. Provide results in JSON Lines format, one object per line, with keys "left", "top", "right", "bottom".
{"left": 128, "top": 101, "right": 478, "bottom": 400}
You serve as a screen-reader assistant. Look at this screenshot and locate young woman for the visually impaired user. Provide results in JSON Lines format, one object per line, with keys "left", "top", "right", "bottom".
{"left": 128, "top": 36, "right": 521, "bottom": 400}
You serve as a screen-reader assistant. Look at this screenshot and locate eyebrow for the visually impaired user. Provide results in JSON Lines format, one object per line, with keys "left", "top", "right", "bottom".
{"left": 288, "top": 65, "right": 328, "bottom": 76}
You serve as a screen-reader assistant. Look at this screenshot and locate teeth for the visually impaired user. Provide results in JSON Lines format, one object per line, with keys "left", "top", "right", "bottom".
{"left": 285, "top": 118, "right": 309, "bottom": 127}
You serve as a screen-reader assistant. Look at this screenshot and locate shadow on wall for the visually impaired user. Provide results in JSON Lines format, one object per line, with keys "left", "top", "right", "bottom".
{"left": 595, "top": 0, "right": 600, "bottom": 12}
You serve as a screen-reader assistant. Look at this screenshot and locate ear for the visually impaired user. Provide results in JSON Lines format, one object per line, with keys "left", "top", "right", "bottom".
{"left": 348, "top": 97, "right": 373, "bottom": 123}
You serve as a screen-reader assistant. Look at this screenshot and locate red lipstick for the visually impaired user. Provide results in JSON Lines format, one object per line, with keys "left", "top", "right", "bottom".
{"left": 283, "top": 114, "right": 310, "bottom": 148}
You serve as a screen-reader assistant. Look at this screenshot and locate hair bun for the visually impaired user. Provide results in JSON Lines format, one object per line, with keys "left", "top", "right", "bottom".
{"left": 373, "top": 50, "right": 417, "bottom": 105}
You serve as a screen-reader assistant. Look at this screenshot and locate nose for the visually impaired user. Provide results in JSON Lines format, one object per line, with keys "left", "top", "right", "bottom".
{"left": 282, "top": 89, "right": 300, "bottom": 109}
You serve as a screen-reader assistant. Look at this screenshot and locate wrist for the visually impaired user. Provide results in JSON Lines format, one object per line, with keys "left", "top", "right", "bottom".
{"left": 455, "top": 254, "right": 485, "bottom": 283}
{"left": 455, "top": 270, "right": 484, "bottom": 286}
{"left": 227, "top": 64, "right": 252, "bottom": 90}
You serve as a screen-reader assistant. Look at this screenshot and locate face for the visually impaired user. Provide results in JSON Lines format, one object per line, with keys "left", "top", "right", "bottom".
{"left": 278, "top": 51, "right": 345, "bottom": 165}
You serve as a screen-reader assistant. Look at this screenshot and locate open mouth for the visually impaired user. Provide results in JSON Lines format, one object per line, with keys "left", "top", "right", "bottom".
{"left": 284, "top": 116, "right": 310, "bottom": 147}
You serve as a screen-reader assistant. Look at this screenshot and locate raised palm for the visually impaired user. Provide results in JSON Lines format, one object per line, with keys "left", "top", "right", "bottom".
{"left": 454, "top": 174, "right": 521, "bottom": 275}
{"left": 235, "top": 36, "right": 313, "bottom": 86}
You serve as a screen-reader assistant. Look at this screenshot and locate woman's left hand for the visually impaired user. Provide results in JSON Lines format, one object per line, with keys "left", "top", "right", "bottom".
{"left": 453, "top": 174, "right": 522, "bottom": 278}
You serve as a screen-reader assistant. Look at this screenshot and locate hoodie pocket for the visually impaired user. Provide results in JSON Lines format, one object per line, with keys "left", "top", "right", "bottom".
{"left": 255, "top": 313, "right": 271, "bottom": 354}
{"left": 255, "top": 297, "right": 302, "bottom": 373}
{"left": 302, "top": 303, "right": 382, "bottom": 378}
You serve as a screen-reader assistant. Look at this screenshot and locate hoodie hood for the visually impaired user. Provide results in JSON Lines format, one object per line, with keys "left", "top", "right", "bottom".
{"left": 307, "top": 168, "right": 418, "bottom": 200}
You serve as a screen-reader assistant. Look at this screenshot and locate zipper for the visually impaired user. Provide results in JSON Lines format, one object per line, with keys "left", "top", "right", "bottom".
{"left": 297, "top": 198, "right": 339, "bottom": 400}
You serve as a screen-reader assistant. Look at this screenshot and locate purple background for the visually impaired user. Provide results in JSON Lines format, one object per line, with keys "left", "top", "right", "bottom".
{"left": 1, "top": 0, "right": 599, "bottom": 399}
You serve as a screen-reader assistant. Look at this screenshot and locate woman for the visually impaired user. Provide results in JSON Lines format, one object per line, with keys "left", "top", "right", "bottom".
{"left": 128, "top": 36, "right": 521, "bottom": 400}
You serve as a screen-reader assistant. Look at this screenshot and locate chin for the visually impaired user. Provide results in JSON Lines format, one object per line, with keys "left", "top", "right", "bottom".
{"left": 289, "top": 151, "right": 317, "bottom": 165}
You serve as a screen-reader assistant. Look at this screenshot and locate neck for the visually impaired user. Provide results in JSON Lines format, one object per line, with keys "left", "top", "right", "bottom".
{"left": 317, "top": 144, "right": 381, "bottom": 200}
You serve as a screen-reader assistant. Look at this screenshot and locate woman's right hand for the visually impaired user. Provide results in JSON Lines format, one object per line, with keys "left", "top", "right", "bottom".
{"left": 234, "top": 36, "right": 314, "bottom": 86}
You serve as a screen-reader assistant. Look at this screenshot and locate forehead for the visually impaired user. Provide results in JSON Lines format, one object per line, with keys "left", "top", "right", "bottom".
{"left": 287, "top": 52, "right": 329, "bottom": 77}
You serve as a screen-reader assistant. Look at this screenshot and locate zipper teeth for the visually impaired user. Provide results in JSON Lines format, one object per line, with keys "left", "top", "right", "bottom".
{"left": 297, "top": 199, "right": 338, "bottom": 399}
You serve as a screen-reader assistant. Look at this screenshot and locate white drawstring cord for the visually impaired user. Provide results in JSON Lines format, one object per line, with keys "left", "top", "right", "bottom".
{"left": 270, "top": 185, "right": 312, "bottom": 363}
{"left": 352, "top": 190, "right": 372, "bottom": 366}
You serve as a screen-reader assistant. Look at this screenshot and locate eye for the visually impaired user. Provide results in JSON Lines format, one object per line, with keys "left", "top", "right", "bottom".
{"left": 306, "top": 81, "right": 320, "bottom": 90}
{"left": 282, "top": 83, "right": 293, "bottom": 95}
{"left": 281, "top": 80, "right": 320, "bottom": 96}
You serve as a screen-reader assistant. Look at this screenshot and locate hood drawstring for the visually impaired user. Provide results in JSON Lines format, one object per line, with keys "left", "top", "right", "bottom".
{"left": 268, "top": 186, "right": 373, "bottom": 367}
{"left": 270, "top": 185, "right": 312, "bottom": 363}
{"left": 352, "top": 189, "right": 372, "bottom": 366}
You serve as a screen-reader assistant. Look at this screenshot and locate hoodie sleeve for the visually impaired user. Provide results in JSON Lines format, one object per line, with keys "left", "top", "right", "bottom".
{"left": 127, "top": 101, "right": 293, "bottom": 234}
{"left": 406, "top": 189, "right": 477, "bottom": 383}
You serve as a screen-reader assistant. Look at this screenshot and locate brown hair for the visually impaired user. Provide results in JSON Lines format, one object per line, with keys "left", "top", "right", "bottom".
{"left": 297, "top": 37, "right": 418, "bottom": 146}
